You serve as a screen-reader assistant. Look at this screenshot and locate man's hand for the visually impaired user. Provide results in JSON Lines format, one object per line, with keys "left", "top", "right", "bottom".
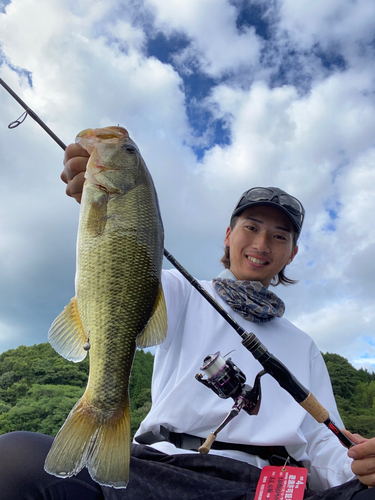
{"left": 61, "top": 143, "right": 89, "bottom": 203}
{"left": 342, "top": 429, "right": 375, "bottom": 487}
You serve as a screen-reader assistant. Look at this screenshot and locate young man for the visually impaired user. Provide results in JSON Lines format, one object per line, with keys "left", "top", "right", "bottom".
{"left": 0, "top": 144, "right": 374, "bottom": 500}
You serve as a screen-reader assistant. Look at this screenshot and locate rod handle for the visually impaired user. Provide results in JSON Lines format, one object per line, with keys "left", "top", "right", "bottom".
{"left": 299, "top": 392, "right": 329, "bottom": 423}
{"left": 198, "top": 433, "right": 217, "bottom": 455}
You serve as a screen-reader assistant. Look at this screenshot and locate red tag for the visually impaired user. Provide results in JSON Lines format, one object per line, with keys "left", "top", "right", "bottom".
{"left": 255, "top": 466, "right": 308, "bottom": 500}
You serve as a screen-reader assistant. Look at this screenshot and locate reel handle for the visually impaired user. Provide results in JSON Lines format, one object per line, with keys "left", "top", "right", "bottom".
{"left": 198, "top": 433, "right": 217, "bottom": 455}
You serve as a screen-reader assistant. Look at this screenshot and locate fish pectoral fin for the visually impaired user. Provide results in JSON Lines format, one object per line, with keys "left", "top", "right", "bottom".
{"left": 136, "top": 284, "right": 168, "bottom": 348}
{"left": 44, "top": 394, "right": 130, "bottom": 488}
{"left": 48, "top": 297, "right": 88, "bottom": 362}
{"left": 87, "top": 192, "right": 108, "bottom": 237}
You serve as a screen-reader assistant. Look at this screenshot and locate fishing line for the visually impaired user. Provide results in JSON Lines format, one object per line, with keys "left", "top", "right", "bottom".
{"left": 116, "top": 101, "right": 127, "bottom": 128}
{"left": 0, "top": 76, "right": 354, "bottom": 450}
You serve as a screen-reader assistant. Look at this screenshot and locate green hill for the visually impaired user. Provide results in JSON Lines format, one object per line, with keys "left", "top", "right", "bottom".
{"left": 0, "top": 343, "right": 153, "bottom": 437}
{"left": 322, "top": 353, "right": 375, "bottom": 438}
{"left": 0, "top": 344, "right": 374, "bottom": 439}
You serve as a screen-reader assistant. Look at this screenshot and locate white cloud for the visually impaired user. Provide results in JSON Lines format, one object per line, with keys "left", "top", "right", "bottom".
{"left": 149, "top": 0, "right": 262, "bottom": 77}
{"left": 279, "top": 0, "right": 375, "bottom": 54}
{"left": 292, "top": 300, "right": 375, "bottom": 346}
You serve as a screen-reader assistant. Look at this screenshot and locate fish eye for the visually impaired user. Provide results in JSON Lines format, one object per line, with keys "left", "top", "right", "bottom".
{"left": 123, "top": 144, "right": 137, "bottom": 153}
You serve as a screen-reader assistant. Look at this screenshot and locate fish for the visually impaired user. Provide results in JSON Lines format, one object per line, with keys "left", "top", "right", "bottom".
{"left": 44, "top": 126, "right": 168, "bottom": 488}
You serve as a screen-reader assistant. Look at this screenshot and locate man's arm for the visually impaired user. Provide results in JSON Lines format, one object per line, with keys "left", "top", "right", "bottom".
{"left": 61, "top": 143, "right": 89, "bottom": 203}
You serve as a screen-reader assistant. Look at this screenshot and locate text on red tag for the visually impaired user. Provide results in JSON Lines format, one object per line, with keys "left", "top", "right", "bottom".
{"left": 255, "top": 465, "right": 308, "bottom": 500}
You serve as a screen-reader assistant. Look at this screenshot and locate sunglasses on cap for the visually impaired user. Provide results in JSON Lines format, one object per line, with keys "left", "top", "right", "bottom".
{"left": 231, "top": 187, "right": 305, "bottom": 232}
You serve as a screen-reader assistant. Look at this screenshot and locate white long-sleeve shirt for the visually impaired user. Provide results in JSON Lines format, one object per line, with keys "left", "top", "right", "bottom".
{"left": 135, "top": 269, "right": 354, "bottom": 491}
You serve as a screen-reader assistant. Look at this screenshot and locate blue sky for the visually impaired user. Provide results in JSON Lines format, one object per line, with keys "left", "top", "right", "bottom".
{"left": 0, "top": 0, "right": 375, "bottom": 374}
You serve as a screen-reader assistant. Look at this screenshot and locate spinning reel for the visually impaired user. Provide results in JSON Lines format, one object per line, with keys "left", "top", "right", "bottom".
{"left": 195, "top": 351, "right": 266, "bottom": 454}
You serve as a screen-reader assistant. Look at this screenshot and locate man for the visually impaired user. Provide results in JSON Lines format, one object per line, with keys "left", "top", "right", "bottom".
{"left": 0, "top": 143, "right": 374, "bottom": 500}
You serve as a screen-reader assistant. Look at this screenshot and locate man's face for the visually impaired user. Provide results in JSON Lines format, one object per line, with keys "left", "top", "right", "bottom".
{"left": 224, "top": 205, "right": 298, "bottom": 287}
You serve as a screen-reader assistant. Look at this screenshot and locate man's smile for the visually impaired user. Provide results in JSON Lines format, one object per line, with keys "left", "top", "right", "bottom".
{"left": 246, "top": 255, "right": 269, "bottom": 265}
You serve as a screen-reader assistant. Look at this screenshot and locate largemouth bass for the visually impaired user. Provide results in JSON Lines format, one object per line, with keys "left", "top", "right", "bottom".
{"left": 44, "top": 126, "right": 167, "bottom": 488}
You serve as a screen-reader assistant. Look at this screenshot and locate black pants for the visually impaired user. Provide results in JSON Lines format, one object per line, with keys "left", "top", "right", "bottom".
{"left": 0, "top": 432, "right": 372, "bottom": 500}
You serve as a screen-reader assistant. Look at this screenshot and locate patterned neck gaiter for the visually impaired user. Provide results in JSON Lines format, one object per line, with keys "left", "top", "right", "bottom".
{"left": 212, "top": 273, "right": 285, "bottom": 323}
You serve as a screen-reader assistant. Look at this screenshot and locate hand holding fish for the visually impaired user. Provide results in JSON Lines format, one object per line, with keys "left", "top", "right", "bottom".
{"left": 61, "top": 143, "right": 89, "bottom": 203}
{"left": 342, "top": 429, "right": 375, "bottom": 487}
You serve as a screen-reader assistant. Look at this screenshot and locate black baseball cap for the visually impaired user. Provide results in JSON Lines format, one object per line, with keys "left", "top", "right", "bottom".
{"left": 231, "top": 187, "right": 305, "bottom": 233}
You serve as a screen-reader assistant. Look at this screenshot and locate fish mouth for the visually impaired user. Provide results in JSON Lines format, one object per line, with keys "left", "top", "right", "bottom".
{"left": 77, "top": 127, "right": 129, "bottom": 142}
{"left": 76, "top": 126, "right": 131, "bottom": 155}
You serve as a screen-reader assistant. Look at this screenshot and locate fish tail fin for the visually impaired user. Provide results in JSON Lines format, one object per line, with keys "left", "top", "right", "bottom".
{"left": 44, "top": 394, "right": 131, "bottom": 488}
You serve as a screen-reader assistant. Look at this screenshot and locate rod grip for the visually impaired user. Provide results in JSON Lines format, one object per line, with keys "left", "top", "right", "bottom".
{"left": 299, "top": 392, "right": 329, "bottom": 423}
{"left": 198, "top": 433, "right": 217, "bottom": 455}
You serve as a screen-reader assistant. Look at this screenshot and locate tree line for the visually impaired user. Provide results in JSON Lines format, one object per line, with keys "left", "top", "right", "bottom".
{"left": 0, "top": 344, "right": 374, "bottom": 439}
{"left": 323, "top": 353, "right": 375, "bottom": 438}
{"left": 0, "top": 343, "right": 154, "bottom": 438}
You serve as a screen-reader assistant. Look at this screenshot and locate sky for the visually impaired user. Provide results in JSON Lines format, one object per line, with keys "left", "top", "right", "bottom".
{"left": 0, "top": 0, "right": 374, "bottom": 373}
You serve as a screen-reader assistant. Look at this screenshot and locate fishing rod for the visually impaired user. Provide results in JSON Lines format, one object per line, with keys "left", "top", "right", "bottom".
{"left": 0, "top": 78, "right": 67, "bottom": 150}
{"left": 0, "top": 77, "right": 353, "bottom": 450}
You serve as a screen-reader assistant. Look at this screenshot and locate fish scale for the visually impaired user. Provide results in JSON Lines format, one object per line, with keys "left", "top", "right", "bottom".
{"left": 44, "top": 126, "right": 168, "bottom": 488}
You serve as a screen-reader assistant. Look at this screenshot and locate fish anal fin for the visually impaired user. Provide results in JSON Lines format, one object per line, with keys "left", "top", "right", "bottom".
{"left": 136, "top": 285, "right": 168, "bottom": 348}
{"left": 87, "top": 193, "right": 108, "bottom": 237}
{"left": 48, "top": 297, "right": 87, "bottom": 362}
{"left": 44, "top": 395, "right": 130, "bottom": 488}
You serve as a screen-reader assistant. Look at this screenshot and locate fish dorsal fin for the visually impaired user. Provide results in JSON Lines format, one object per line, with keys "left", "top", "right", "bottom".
{"left": 136, "top": 285, "right": 168, "bottom": 348}
{"left": 87, "top": 193, "right": 108, "bottom": 237}
{"left": 48, "top": 297, "right": 88, "bottom": 362}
